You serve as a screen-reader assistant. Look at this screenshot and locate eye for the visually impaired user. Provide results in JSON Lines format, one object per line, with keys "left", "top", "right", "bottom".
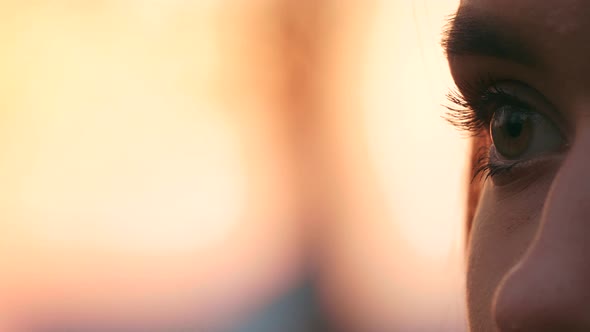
{"left": 490, "top": 106, "right": 563, "bottom": 160}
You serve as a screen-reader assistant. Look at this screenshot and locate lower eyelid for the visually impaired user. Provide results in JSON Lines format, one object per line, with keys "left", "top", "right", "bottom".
{"left": 489, "top": 143, "right": 564, "bottom": 165}
{"left": 488, "top": 146, "right": 564, "bottom": 183}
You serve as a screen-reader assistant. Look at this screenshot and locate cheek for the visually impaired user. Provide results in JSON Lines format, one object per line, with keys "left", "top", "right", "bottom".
{"left": 466, "top": 173, "right": 554, "bottom": 328}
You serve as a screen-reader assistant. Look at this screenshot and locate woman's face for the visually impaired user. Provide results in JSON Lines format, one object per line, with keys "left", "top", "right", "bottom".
{"left": 446, "top": 0, "right": 590, "bottom": 330}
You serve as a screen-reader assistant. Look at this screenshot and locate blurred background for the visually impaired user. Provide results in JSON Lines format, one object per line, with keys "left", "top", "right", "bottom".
{"left": 0, "top": 0, "right": 468, "bottom": 331}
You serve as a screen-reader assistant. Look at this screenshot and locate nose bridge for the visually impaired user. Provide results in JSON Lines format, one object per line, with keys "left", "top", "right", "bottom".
{"left": 493, "top": 129, "right": 590, "bottom": 331}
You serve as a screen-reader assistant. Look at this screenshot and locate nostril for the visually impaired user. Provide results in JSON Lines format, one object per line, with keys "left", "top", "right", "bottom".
{"left": 493, "top": 274, "right": 525, "bottom": 331}
{"left": 492, "top": 265, "right": 589, "bottom": 332}
{"left": 493, "top": 256, "right": 546, "bottom": 330}
{"left": 492, "top": 264, "right": 560, "bottom": 331}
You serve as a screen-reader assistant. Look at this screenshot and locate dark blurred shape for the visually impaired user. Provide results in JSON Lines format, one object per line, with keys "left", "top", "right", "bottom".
{"left": 228, "top": 278, "right": 333, "bottom": 332}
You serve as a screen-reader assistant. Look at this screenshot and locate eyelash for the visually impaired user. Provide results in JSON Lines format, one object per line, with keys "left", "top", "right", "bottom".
{"left": 471, "top": 146, "right": 518, "bottom": 181}
{"left": 444, "top": 76, "right": 530, "bottom": 181}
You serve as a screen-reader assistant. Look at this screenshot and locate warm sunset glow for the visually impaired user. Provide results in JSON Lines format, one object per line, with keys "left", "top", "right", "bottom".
{"left": 0, "top": 1, "right": 300, "bottom": 330}
{"left": 362, "top": 0, "right": 466, "bottom": 328}
{"left": 314, "top": 0, "right": 466, "bottom": 330}
{"left": 364, "top": 0, "right": 466, "bottom": 260}
{"left": 0, "top": 1, "right": 467, "bottom": 331}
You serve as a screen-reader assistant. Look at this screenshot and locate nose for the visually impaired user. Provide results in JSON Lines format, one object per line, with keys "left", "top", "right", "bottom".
{"left": 493, "top": 133, "right": 590, "bottom": 331}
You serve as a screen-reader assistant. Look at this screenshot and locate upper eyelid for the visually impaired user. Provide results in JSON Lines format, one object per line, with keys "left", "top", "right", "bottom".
{"left": 444, "top": 80, "right": 530, "bottom": 135}
{"left": 490, "top": 82, "right": 569, "bottom": 139}
{"left": 474, "top": 89, "right": 531, "bottom": 121}
{"left": 465, "top": 80, "right": 532, "bottom": 111}
{"left": 466, "top": 80, "right": 566, "bottom": 134}
{"left": 444, "top": 77, "right": 569, "bottom": 154}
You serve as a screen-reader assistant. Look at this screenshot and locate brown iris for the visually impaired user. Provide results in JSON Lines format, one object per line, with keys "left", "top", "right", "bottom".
{"left": 490, "top": 108, "right": 533, "bottom": 159}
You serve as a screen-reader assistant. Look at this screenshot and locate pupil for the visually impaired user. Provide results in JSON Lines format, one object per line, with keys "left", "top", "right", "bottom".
{"left": 506, "top": 114, "right": 524, "bottom": 138}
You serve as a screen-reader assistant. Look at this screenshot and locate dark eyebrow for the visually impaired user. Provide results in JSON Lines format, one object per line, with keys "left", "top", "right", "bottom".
{"left": 442, "top": 7, "right": 538, "bottom": 67}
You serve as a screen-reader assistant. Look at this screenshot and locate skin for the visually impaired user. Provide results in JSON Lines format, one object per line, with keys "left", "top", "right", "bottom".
{"left": 448, "top": 0, "right": 590, "bottom": 331}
